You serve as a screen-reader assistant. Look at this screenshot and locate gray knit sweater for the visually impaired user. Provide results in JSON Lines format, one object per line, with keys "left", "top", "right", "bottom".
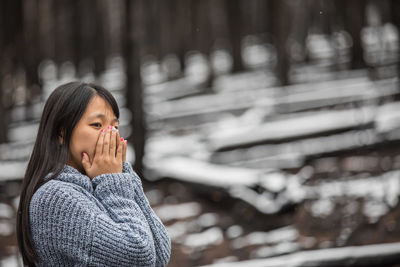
{"left": 29, "top": 161, "right": 171, "bottom": 267}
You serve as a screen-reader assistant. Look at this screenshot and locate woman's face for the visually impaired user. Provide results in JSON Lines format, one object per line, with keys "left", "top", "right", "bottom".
{"left": 62, "top": 95, "right": 119, "bottom": 174}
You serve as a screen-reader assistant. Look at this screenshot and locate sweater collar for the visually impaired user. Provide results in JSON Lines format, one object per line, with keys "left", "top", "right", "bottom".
{"left": 47, "top": 164, "right": 93, "bottom": 193}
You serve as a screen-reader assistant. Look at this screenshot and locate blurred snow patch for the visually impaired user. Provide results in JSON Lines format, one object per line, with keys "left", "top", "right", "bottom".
{"left": 0, "top": 253, "right": 23, "bottom": 267}
{"left": 0, "top": 220, "right": 13, "bottom": 236}
{"left": 232, "top": 225, "right": 298, "bottom": 249}
{"left": 363, "top": 199, "right": 389, "bottom": 224}
{"left": 310, "top": 198, "right": 335, "bottom": 218}
{"left": 145, "top": 189, "right": 164, "bottom": 206}
{"left": 153, "top": 202, "right": 202, "bottom": 222}
{"left": 0, "top": 203, "right": 13, "bottom": 219}
{"left": 226, "top": 225, "right": 244, "bottom": 239}
{"left": 250, "top": 242, "right": 300, "bottom": 259}
{"left": 212, "top": 255, "right": 239, "bottom": 264}
{"left": 197, "top": 213, "right": 219, "bottom": 228}
{"left": 183, "top": 227, "right": 224, "bottom": 250}
{"left": 166, "top": 221, "right": 190, "bottom": 240}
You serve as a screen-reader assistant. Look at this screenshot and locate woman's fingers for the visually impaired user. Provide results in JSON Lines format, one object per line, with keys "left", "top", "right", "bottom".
{"left": 103, "top": 125, "right": 111, "bottom": 156}
{"left": 116, "top": 137, "right": 123, "bottom": 161}
{"left": 110, "top": 126, "right": 117, "bottom": 157}
{"left": 86, "top": 125, "right": 124, "bottom": 179}
{"left": 119, "top": 136, "right": 126, "bottom": 163}
{"left": 81, "top": 152, "right": 91, "bottom": 170}
{"left": 123, "top": 140, "right": 127, "bottom": 162}
{"left": 84, "top": 128, "right": 105, "bottom": 175}
{"left": 95, "top": 128, "right": 106, "bottom": 158}
{"left": 115, "top": 130, "right": 121, "bottom": 157}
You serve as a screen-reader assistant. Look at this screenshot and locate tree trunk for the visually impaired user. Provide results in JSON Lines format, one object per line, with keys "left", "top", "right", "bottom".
{"left": 390, "top": 0, "right": 400, "bottom": 89}
{"left": 145, "top": 0, "right": 161, "bottom": 59}
{"left": 176, "top": 0, "right": 191, "bottom": 75}
{"left": 92, "top": 0, "right": 107, "bottom": 78}
{"left": 38, "top": 0, "right": 56, "bottom": 66}
{"left": 23, "top": 0, "right": 41, "bottom": 121}
{"left": 0, "top": 0, "right": 24, "bottom": 143}
{"left": 344, "top": 0, "right": 366, "bottom": 69}
{"left": 191, "top": 0, "right": 215, "bottom": 91}
{"left": 54, "top": 0, "right": 74, "bottom": 77}
{"left": 272, "top": 0, "right": 292, "bottom": 86}
{"left": 72, "top": 0, "right": 82, "bottom": 75}
{"left": 0, "top": 0, "right": 6, "bottom": 143}
{"left": 226, "top": 0, "right": 244, "bottom": 73}
{"left": 124, "top": 0, "right": 145, "bottom": 177}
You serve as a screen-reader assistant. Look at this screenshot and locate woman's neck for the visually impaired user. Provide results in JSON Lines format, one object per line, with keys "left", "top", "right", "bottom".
{"left": 67, "top": 160, "right": 85, "bottom": 175}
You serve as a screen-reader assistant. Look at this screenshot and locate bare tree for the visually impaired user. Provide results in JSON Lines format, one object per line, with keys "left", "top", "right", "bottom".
{"left": 53, "top": 0, "right": 74, "bottom": 77}
{"left": 390, "top": 0, "right": 400, "bottom": 87}
{"left": 175, "top": 0, "right": 192, "bottom": 74}
{"left": 0, "top": 0, "right": 6, "bottom": 144}
{"left": 226, "top": 0, "right": 244, "bottom": 73}
{"left": 338, "top": 0, "right": 366, "bottom": 69}
{"left": 92, "top": 0, "right": 107, "bottom": 78}
{"left": 23, "top": 0, "right": 41, "bottom": 121}
{"left": 124, "top": 0, "right": 146, "bottom": 176}
{"left": 0, "top": 0, "right": 24, "bottom": 143}
{"left": 38, "top": 0, "right": 56, "bottom": 64}
{"left": 272, "top": 0, "right": 293, "bottom": 85}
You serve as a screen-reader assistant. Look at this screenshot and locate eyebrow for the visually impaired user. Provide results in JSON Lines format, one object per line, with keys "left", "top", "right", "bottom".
{"left": 88, "top": 113, "right": 119, "bottom": 123}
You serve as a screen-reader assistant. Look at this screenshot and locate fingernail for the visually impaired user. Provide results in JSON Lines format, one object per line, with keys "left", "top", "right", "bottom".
{"left": 125, "top": 140, "right": 127, "bottom": 144}
{"left": 82, "top": 152, "right": 85, "bottom": 157}
{"left": 108, "top": 125, "right": 112, "bottom": 130}
{"left": 120, "top": 137, "right": 124, "bottom": 141}
{"left": 112, "top": 127, "right": 117, "bottom": 132}
{"left": 101, "top": 129, "right": 105, "bottom": 133}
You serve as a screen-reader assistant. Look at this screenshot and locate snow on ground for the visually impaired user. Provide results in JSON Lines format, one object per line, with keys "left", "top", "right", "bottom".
{"left": 153, "top": 202, "right": 202, "bottom": 222}
{"left": 0, "top": 253, "right": 23, "bottom": 267}
{"left": 208, "top": 107, "right": 375, "bottom": 150}
{"left": 183, "top": 227, "right": 224, "bottom": 251}
{"left": 232, "top": 225, "right": 299, "bottom": 249}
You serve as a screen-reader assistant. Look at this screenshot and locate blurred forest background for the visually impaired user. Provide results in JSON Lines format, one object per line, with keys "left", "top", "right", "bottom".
{"left": 1, "top": 0, "right": 400, "bottom": 266}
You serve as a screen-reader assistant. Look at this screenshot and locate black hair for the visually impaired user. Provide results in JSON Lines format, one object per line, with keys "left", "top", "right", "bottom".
{"left": 16, "top": 81, "right": 120, "bottom": 266}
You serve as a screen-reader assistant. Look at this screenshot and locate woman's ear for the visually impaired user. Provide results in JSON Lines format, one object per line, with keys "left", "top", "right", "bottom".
{"left": 58, "top": 129, "right": 65, "bottom": 145}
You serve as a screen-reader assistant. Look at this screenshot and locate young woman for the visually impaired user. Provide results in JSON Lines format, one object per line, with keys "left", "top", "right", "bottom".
{"left": 16, "top": 82, "right": 171, "bottom": 266}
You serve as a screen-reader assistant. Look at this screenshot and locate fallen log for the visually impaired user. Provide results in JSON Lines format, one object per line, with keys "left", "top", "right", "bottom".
{"left": 0, "top": 161, "right": 28, "bottom": 182}
{"left": 145, "top": 155, "right": 400, "bottom": 218}
{"left": 211, "top": 128, "right": 380, "bottom": 169}
{"left": 147, "top": 77, "right": 396, "bottom": 129}
{"left": 207, "top": 107, "right": 376, "bottom": 151}
{"left": 209, "top": 100, "right": 400, "bottom": 168}
{"left": 145, "top": 77, "right": 204, "bottom": 104}
{"left": 197, "top": 241, "right": 400, "bottom": 267}
{"left": 207, "top": 98, "right": 400, "bottom": 153}
{"left": 144, "top": 156, "right": 266, "bottom": 188}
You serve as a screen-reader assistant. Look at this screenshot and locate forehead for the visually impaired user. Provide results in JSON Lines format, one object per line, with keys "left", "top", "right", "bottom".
{"left": 84, "top": 96, "right": 117, "bottom": 121}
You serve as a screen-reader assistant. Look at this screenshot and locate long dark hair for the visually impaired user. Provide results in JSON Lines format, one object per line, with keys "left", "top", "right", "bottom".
{"left": 16, "top": 81, "right": 120, "bottom": 266}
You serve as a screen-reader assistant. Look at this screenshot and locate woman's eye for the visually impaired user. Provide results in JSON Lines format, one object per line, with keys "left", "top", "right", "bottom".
{"left": 91, "top": 123, "right": 118, "bottom": 129}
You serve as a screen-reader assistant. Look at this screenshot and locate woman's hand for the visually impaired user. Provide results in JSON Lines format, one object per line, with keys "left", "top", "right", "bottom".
{"left": 81, "top": 125, "right": 127, "bottom": 180}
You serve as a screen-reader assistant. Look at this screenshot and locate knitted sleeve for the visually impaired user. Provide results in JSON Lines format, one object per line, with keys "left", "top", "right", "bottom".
{"left": 30, "top": 173, "right": 157, "bottom": 267}
{"left": 92, "top": 172, "right": 158, "bottom": 266}
{"left": 122, "top": 162, "right": 172, "bottom": 267}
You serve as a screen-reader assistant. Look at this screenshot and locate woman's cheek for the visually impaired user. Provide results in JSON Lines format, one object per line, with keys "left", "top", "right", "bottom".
{"left": 80, "top": 132, "right": 98, "bottom": 159}
{"left": 89, "top": 134, "right": 99, "bottom": 159}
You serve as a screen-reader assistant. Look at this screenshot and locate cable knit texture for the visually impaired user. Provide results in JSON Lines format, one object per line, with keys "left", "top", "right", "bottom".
{"left": 29, "top": 161, "right": 171, "bottom": 267}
